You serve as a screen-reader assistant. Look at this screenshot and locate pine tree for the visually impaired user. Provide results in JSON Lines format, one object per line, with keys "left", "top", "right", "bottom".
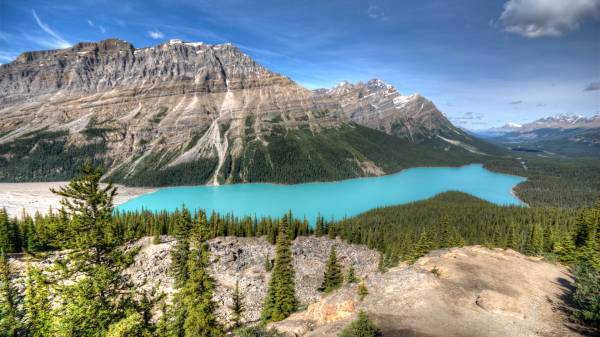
{"left": 163, "top": 210, "right": 224, "bottom": 337}
{"left": 25, "top": 215, "right": 40, "bottom": 253}
{"left": 411, "top": 231, "right": 432, "bottom": 262}
{"left": 152, "top": 230, "right": 161, "bottom": 245}
{"left": 439, "top": 214, "right": 451, "bottom": 248}
{"left": 180, "top": 245, "right": 224, "bottom": 337}
{"left": 264, "top": 254, "right": 273, "bottom": 272}
{"left": 574, "top": 212, "right": 591, "bottom": 248}
{"left": 448, "top": 228, "right": 465, "bottom": 248}
{"left": 50, "top": 163, "right": 146, "bottom": 336}
{"left": 525, "top": 223, "right": 544, "bottom": 256}
{"left": 0, "top": 210, "right": 18, "bottom": 254}
{"left": 315, "top": 214, "right": 324, "bottom": 237}
{"left": 106, "top": 312, "right": 147, "bottom": 337}
{"left": 346, "top": 266, "right": 357, "bottom": 284}
{"left": 24, "top": 265, "right": 52, "bottom": 337}
{"left": 572, "top": 262, "right": 600, "bottom": 324}
{"left": 0, "top": 250, "right": 19, "bottom": 337}
{"left": 338, "top": 311, "right": 380, "bottom": 337}
{"left": 171, "top": 209, "right": 192, "bottom": 288}
{"left": 506, "top": 222, "right": 519, "bottom": 250}
{"left": 553, "top": 233, "right": 577, "bottom": 264}
{"left": 50, "top": 162, "right": 117, "bottom": 255}
{"left": 320, "top": 246, "right": 343, "bottom": 293}
{"left": 377, "top": 253, "right": 386, "bottom": 273}
{"left": 357, "top": 282, "right": 369, "bottom": 301}
{"left": 578, "top": 229, "right": 600, "bottom": 269}
{"left": 261, "top": 217, "right": 298, "bottom": 323}
{"left": 231, "top": 280, "right": 244, "bottom": 328}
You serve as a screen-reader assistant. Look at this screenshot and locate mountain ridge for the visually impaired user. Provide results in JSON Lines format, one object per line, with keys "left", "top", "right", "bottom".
{"left": 477, "top": 113, "right": 600, "bottom": 135}
{"left": 473, "top": 113, "right": 600, "bottom": 157}
{"left": 0, "top": 38, "right": 493, "bottom": 186}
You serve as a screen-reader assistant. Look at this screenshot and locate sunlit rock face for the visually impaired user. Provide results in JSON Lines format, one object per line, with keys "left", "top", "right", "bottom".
{"left": 0, "top": 39, "right": 467, "bottom": 184}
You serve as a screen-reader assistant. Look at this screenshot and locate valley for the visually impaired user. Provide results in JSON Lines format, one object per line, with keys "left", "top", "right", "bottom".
{"left": 475, "top": 114, "right": 600, "bottom": 158}
{"left": 0, "top": 21, "right": 598, "bottom": 337}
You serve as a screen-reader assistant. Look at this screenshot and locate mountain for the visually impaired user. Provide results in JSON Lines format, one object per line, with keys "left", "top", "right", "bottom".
{"left": 523, "top": 113, "right": 600, "bottom": 130}
{"left": 475, "top": 113, "right": 600, "bottom": 157}
{"left": 0, "top": 39, "right": 492, "bottom": 186}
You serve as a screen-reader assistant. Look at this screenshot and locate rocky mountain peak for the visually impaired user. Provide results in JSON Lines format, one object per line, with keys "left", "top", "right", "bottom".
{"left": 0, "top": 38, "right": 484, "bottom": 186}
{"left": 365, "top": 78, "right": 393, "bottom": 91}
{"left": 523, "top": 113, "right": 600, "bottom": 130}
{"left": 73, "top": 38, "right": 134, "bottom": 52}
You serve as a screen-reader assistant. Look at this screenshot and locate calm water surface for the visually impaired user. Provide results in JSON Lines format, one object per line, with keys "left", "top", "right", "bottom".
{"left": 118, "top": 164, "right": 525, "bottom": 222}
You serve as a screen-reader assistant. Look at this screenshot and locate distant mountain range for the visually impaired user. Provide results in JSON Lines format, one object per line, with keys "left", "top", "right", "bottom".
{"left": 474, "top": 113, "right": 600, "bottom": 157}
{"left": 0, "top": 39, "right": 495, "bottom": 186}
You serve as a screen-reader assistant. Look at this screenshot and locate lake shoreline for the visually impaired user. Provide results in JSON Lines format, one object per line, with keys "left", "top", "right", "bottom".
{"left": 142, "top": 162, "right": 525, "bottom": 189}
{"left": 117, "top": 164, "right": 526, "bottom": 224}
{"left": 0, "top": 164, "right": 527, "bottom": 219}
{"left": 0, "top": 182, "right": 155, "bottom": 219}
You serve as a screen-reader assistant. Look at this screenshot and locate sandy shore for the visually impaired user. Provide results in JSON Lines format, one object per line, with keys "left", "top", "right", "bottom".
{"left": 0, "top": 182, "right": 155, "bottom": 218}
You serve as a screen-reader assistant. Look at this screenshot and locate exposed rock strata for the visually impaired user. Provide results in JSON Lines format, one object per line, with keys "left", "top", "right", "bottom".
{"left": 0, "top": 39, "right": 480, "bottom": 185}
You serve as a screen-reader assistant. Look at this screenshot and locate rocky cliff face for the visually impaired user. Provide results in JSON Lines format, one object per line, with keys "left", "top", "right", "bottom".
{"left": 123, "top": 236, "right": 379, "bottom": 325}
{"left": 0, "top": 39, "right": 485, "bottom": 185}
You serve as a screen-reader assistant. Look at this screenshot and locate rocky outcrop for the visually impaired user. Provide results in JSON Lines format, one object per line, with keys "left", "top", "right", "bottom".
{"left": 0, "top": 39, "right": 482, "bottom": 185}
{"left": 121, "top": 236, "right": 379, "bottom": 326}
{"left": 7, "top": 237, "right": 586, "bottom": 336}
{"left": 270, "top": 246, "right": 582, "bottom": 337}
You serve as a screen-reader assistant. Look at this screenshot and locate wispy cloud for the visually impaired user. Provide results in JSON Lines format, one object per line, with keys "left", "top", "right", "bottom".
{"left": 0, "top": 51, "right": 17, "bottom": 64}
{"left": 367, "top": 5, "right": 388, "bottom": 21}
{"left": 450, "top": 111, "right": 487, "bottom": 126}
{"left": 148, "top": 30, "right": 165, "bottom": 39}
{"left": 31, "top": 9, "right": 70, "bottom": 48}
{"left": 87, "top": 19, "right": 107, "bottom": 34}
{"left": 510, "top": 100, "right": 523, "bottom": 104}
{"left": 584, "top": 81, "right": 600, "bottom": 91}
{"left": 0, "top": 31, "right": 11, "bottom": 42}
{"left": 498, "top": 0, "right": 600, "bottom": 38}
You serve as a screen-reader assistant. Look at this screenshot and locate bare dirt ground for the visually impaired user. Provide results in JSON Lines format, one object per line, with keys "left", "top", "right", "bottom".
{"left": 272, "top": 246, "right": 593, "bottom": 337}
{"left": 0, "top": 182, "right": 154, "bottom": 218}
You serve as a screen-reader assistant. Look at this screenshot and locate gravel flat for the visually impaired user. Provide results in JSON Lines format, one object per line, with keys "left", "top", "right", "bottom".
{"left": 0, "top": 181, "right": 154, "bottom": 218}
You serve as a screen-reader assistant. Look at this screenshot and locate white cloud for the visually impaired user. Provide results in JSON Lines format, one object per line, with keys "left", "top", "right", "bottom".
{"left": 148, "top": 30, "right": 165, "bottom": 39}
{"left": 584, "top": 81, "right": 600, "bottom": 91}
{"left": 499, "top": 0, "right": 600, "bottom": 38}
{"left": 87, "top": 19, "right": 94, "bottom": 27}
{"left": 367, "top": 5, "right": 388, "bottom": 21}
{"left": 31, "top": 9, "right": 70, "bottom": 48}
{"left": 99, "top": 25, "right": 106, "bottom": 34}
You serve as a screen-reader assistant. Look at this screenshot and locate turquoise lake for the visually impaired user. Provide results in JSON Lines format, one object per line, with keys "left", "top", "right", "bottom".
{"left": 117, "top": 164, "right": 525, "bottom": 222}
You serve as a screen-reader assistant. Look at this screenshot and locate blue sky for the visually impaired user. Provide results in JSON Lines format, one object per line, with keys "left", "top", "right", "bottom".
{"left": 0, "top": 0, "right": 599, "bottom": 129}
